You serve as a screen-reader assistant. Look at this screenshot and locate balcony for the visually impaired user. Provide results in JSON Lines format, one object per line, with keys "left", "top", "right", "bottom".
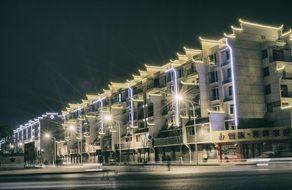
{"left": 187, "top": 133, "right": 211, "bottom": 143}
{"left": 269, "top": 55, "right": 292, "bottom": 63}
{"left": 221, "top": 60, "right": 230, "bottom": 67}
{"left": 223, "top": 97, "right": 233, "bottom": 102}
{"left": 222, "top": 78, "right": 232, "bottom": 85}
{"left": 121, "top": 142, "right": 132, "bottom": 149}
{"left": 69, "top": 149, "right": 79, "bottom": 154}
{"left": 154, "top": 136, "right": 183, "bottom": 147}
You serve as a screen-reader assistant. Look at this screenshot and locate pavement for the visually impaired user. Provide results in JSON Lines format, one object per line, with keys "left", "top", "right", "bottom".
{"left": 1, "top": 160, "right": 292, "bottom": 176}
{"left": 1, "top": 164, "right": 292, "bottom": 190}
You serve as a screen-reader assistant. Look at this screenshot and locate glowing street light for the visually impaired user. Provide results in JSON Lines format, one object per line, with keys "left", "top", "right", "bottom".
{"left": 68, "top": 125, "right": 83, "bottom": 164}
{"left": 175, "top": 93, "right": 198, "bottom": 165}
{"left": 44, "top": 133, "right": 51, "bottom": 139}
{"left": 44, "top": 132, "right": 57, "bottom": 165}
{"left": 104, "top": 114, "right": 122, "bottom": 165}
{"left": 104, "top": 114, "right": 113, "bottom": 122}
{"left": 69, "top": 125, "right": 76, "bottom": 131}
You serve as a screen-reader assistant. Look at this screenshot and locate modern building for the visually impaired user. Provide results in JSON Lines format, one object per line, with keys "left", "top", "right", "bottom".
{"left": 1, "top": 113, "right": 64, "bottom": 165}
{"left": 3, "top": 19, "right": 292, "bottom": 164}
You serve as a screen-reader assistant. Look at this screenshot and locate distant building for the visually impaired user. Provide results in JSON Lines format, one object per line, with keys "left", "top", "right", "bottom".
{"left": 7, "top": 113, "right": 64, "bottom": 165}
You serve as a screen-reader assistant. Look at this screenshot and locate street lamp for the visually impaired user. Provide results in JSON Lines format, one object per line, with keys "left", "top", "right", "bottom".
{"left": 104, "top": 114, "right": 121, "bottom": 165}
{"left": 44, "top": 133, "right": 57, "bottom": 165}
{"left": 175, "top": 94, "right": 198, "bottom": 165}
{"left": 69, "top": 125, "right": 83, "bottom": 164}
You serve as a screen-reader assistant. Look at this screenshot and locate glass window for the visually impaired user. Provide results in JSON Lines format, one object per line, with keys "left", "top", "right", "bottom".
{"left": 281, "top": 85, "right": 288, "bottom": 97}
{"left": 136, "top": 135, "right": 140, "bottom": 142}
{"left": 230, "top": 104, "right": 234, "bottom": 114}
{"left": 263, "top": 67, "right": 269, "bottom": 77}
{"left": 226, "top": 51, "right": 230, "bottom": 60}
{"left": 228, "top": 86, "right": 233, "bottom": 96}
{"left": 208, "top": 54, "right": 217, "bottom": 64}
{"left": 188, "top": 127, "right": 195, "bottom": 136}
{"left": 262, "top": 49, "right": 268, "bottom": 59}
{"left": 265, "top": 85, "right": 271, "bottom": 95}
{"left": 209, "top": 71, "right": 218, "bottom": 83}
{"left": 227, "top": 68, "right": 231, "bottom": 78}
{"left": 211, "top": 88, "right": 219, "bottom": 100}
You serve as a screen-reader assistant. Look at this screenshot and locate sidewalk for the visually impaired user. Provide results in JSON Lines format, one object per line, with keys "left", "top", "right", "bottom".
{"left": 1, "top": 160, "right": 292, "bottom": 176}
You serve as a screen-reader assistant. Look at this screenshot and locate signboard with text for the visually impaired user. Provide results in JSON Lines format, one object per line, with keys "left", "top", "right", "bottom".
{"left": 212, "top": 127, "right": 291, "bottom": 143}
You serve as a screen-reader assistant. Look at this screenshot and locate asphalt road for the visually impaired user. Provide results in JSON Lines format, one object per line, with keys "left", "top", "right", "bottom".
{"left": 1, "top": 166, "right": 292, "bottom": 190}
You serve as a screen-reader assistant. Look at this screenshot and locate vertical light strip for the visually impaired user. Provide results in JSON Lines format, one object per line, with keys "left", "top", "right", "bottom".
{"left": 100, "top": 98, "right": 104, "bottom": 134}
{"left": 166, "top": 67, "right": 180, "bottom": 127}
{"left": 226, "top": 39, "right": 238, "bottom": 128}
{"left": 91, "top": 97, "right": 105, "bottom": 134}
{"left": 26, "top": 126, "right": 28, "bottom": 140}
{"left": 38, "top": 120, "right": 41, "bottom": 151}
{"left": 128, "top": 87, "right": 134, "bottom": 128}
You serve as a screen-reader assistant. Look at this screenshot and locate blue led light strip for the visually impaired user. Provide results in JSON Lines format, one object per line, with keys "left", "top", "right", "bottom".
{"left": 226, "top": 39, "right": 238, "bottom": 128}
{"left": 128, "top": 87, "right": 134, "bottom": 128}
{"left": 166, "top": 68, "right": 180, "bottom": 127}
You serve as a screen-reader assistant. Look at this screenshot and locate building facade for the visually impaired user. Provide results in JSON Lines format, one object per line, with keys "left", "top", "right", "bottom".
{"left": 2, "top": 19, "right": 292, "bottom": 164}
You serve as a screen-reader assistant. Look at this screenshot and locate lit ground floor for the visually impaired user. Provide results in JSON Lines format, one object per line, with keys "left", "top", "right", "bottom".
{"left": 216, "top": 140, "right": 292, "bottom": 162}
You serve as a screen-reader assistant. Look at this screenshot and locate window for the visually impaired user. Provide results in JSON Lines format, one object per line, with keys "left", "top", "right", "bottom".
{"left": 178, "top": 68, "right": 184, "bottom": 78}
{"left": 272, "top": 49, "right": 284, "bottom": 61}
{"left": 230, "top": 104, "right": 234, "bottom": 114}
{"left": 154, "top": 77, "right": 160, "bottom": 88}
{"left": 226, "top": 51, "right": 230, "bottom": 60}
{"left": 265, "top": 85, "right": 271, "bottom": 95}
{"left": 208, "top": 54, "right": 217, "bottom": 64}
{"left": 281, "top": 85, "right": 288, "bottom": 97}
{"left": 209, "top": 71, "right": 218, "bottom": 83}
{"left": 228, "top": 86, "right": 233, "bottom": 96}
{"left": 267, "top": 103, "right": 273, "bottom": 112}
{"left": 188, "top": 127, "right": 195, "bottom": 136}
{"left": 147, "top": 103, "right": 154, "bottom": 117}
{"left": 262, "top": 49, "right": 268, "bottom": 59}
{"left": 136, "top": 135, "right": 140, "bottom": 142}
{"left": 263, "top": 67, "right": 269, "bottom": 77}
{"left": 227, "top": 68, "right": 231, "bottom": 78}
{"left": 211, "top": 88, "right": 219, "bottom": 100}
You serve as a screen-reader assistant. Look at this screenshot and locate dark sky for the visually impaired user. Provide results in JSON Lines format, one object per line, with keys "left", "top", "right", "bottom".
{"left": 0, "top": 0, "right": 291, "bottom": 134}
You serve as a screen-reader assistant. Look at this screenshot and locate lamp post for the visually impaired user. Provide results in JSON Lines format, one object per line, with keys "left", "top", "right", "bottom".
{"left": 104, "top": 114, "right": 122, "bottom": 165}
{"left": 175, "top": 94, "right": 198, "bottom": 165}
{"left": 69, "top": 125, "right": 83, "bottom": 164}
{"left": 44, "top": 133, "right": 56, "bottom": 165}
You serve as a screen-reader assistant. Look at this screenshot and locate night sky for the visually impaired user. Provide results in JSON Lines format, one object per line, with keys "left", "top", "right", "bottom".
{"left": 0, "top": 0, "right": 291, "bottom": 136}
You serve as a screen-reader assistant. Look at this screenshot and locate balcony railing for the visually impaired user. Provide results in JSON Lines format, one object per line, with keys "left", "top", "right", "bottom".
{"left": 223, "top": 97, "right": 233, "bottom": 102}
{"left": 269, "top": 55, "right": 292, "bottom": 63}
{"left": 121, "top": 142, "right": 132, "bottom": 149}
{"left": 154, "top": 136, "right": 183, "bottom": 147}
{"left": 222, "top": 78, "right": 232, "bottom": 85}
{"left": 187, "top": 133, "right": 211, "bottom": 143}
{"left": 221, "top": 60, "right": 230, "bottom": 67}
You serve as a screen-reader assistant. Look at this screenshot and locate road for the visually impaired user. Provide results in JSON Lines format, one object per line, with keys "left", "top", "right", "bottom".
{"left": 1, "top": 165, "right": 292, "bottom": 190}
